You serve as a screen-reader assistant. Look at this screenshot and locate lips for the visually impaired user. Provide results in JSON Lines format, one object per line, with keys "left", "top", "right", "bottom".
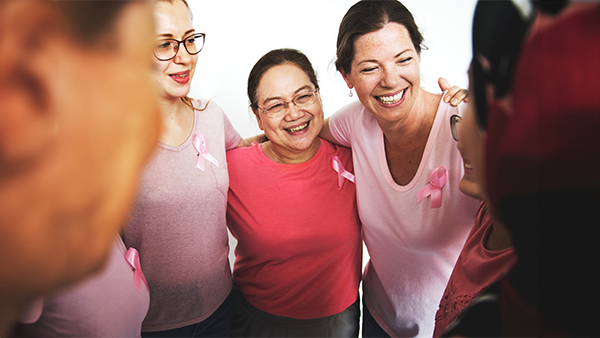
{"left": 376, "top": 88, "right": 406, "bottom": 105}
{"left": 169, "top": 71, "right": 190, "bottom": 84}
{"left": 285, "top": 121, "right": 309, "bottom": 133}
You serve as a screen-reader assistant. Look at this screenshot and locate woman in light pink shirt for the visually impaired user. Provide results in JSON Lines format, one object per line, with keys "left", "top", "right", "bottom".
{"left": 319, "top": 1, "right": 478, "bottom": 337}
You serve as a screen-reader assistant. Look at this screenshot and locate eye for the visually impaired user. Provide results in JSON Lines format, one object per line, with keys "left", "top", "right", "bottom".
{"left": 156, "top": 40, "right": 173, "bottom": 50}
{"left": 295, "top": 93, "right": 313, "bottom": 104}
{"left": 267, "top": 102, "right": 285, "bottom": 111}
{"left": 360, "top": 67, "right": 377, "bottom": 73}
{"left": 398, "top": 57, "right": 413, "bottom": 64}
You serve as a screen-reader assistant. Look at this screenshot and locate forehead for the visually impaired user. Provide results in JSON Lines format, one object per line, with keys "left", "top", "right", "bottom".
{"left": 154, "top": 1, "right": 193, "bottom": 36}
{"left": 353, "top": 23, "right": 415, "bottom": 61}
{"left": 257, "top": 64, "right": 312, "bottom": 99}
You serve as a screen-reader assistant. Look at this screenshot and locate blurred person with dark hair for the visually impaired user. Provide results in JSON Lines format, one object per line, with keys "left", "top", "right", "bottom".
{"left": 0, "top": 0, "right": 160, "bottom": 335}
{"left": 440, "top": 1, "right": 600, "bottom": 336}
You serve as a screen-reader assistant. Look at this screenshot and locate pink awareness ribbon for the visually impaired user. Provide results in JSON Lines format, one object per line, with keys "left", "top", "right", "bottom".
{"left": 417, "top": 166, "right": 448, "bottom": 208}
{"left": 332, "top": 156, "right": 355, "bottom": 189}
{"left": 124, "top": 247, "right": 148, "bottom": 293}
{"left": 193, "top": 133, "right": 219, "bottom": 171}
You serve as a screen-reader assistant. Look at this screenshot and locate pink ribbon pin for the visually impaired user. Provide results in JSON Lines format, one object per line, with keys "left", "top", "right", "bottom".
{"left": 125, "top": 247, "right": 148, "bottom": 293}
{"left": 193, "top": 133, "right": 219, "bottom": 171}
{"left": 332, "top": 156, "right": 355, "bottom": 189}
{"left": 417, "top": 166, "right": 448, "bottom": 208}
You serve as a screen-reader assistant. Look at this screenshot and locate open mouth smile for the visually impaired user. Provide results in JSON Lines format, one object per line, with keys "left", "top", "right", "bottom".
{"left": 285, "top": 121, "right": 309, "bottom": 133}
{"left": 376, "top": 88, "right": 406, "bottom": 105}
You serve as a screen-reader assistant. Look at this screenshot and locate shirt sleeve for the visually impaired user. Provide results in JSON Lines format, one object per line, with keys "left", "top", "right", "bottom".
{"left": 328, "top": 101, "right": 363, "bottom": 148}
{"left": 223, "top": 112, "right": 242, "bottom": 150}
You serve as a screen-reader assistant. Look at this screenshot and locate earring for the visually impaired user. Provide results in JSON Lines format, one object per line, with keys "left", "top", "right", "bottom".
{"left": 349, "top": 88, "right": 354, "bottom": 97}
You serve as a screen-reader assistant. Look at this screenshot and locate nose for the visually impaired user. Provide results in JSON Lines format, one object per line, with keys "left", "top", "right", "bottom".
{"left": 380, "top": 67, "right": 398, "bottom": 88}
{"left": 285, "top": 102, "right": 303, "bottom": 120}
{"left": 173, "top": 44, "right": 192, "bottom": 63}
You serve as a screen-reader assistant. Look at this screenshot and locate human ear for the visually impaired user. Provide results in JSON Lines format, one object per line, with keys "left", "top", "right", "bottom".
{"left": 0, "top": 1, "right": 66, "bottom": 170}
{"left": 253, "top": 110, "right": 265, "bottom": 131}
{"left": 340, "top": 69, "right": 354, "bottom": 90}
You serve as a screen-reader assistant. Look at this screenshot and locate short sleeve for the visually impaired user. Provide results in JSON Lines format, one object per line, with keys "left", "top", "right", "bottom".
{"left": 223, "top": 112, "right": 242, "bottom": 150}
{"left": 329, "top": 101, "right": 364, "bottom": 148}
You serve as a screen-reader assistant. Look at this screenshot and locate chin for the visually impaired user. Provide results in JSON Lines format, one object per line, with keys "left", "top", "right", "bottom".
{"left": 458, "top": 179, "right": 483, "bottom": 201}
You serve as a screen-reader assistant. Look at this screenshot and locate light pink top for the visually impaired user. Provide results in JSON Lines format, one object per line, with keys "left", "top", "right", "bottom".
{"left": 123, "top": 100, "right": 241, "bottom": 331}
{"left": 16, "top": 237, "right": 150, "bottom": 337}
{"left": 329, "top": 98, "right": 479, "bottom": 337}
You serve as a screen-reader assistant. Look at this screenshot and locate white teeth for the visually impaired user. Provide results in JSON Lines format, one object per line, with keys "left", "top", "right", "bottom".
{"left": 465, "top": 163, "right": 472, "bottom": 169}
{"left": 377, "top": 89, "right": 405, "bottom": 104}
{"left": 287, "top": 122, "right": 308, "bottom": 133}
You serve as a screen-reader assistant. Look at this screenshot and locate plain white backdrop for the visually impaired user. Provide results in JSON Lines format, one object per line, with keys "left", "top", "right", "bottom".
{"left": 187, "top": 0, "right": 478, "bottom": 139}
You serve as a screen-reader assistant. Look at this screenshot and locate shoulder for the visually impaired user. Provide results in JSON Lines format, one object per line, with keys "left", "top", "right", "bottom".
{"left": 321, "top": 139, "right": 352, "bottom": 163}
{"left": 191, "top": 99, "right": 226, "bottom": 118}
{"left": 332, "top": 100, "right": 368, "bottom": 121}
{"left": 227, "top": 142, "right": 259, "bottom": 161}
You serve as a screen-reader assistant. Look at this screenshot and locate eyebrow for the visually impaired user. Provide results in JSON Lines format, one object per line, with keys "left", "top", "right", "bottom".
{"left": 262, "top": 85, "right": 314, "bottom": 105}
{"left": 157, "top": 29, "right": 196, "bottom": 39}
{"left": 356, "top": 49, "right": 412, "bottom": 66}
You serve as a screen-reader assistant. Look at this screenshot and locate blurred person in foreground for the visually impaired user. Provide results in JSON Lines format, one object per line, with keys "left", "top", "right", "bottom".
{"left": 0, "top": 0, "right": 160, "bottom": 335}
{"left": 441, "top": 1, "right": 600, "bottom": 336}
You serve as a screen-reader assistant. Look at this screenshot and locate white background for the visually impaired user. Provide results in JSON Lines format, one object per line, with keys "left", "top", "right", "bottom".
{"left": 187, "top": 0, "right": 478, "bottom": 139}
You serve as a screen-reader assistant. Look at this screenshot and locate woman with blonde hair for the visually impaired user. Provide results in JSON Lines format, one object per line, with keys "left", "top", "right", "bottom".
{"left": 123, "top": 1, "right": 246, "bottom": 336}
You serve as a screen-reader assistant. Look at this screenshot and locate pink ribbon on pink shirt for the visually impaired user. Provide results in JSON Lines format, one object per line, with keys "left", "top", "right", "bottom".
{"left": 193, "top": 133, "right": 219, "bottom": 171}
{"left": 124, "top": 247, "right": 147, "bottom": 293}
{"left": 332, "top": 156, "right": 355, "bottom": 189}
{"left": 417, "top": 166, "right": 448, "bottom": 208}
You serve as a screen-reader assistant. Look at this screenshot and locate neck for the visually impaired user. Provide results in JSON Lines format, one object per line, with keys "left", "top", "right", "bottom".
{"left": 262, "top": 138, "right": 321, "bottom": 164}
{"left": 378, "top": 88, "right": 438, "bottom": 147}
{"left": 157, "top": 97, "right": 194, "bottom": 146}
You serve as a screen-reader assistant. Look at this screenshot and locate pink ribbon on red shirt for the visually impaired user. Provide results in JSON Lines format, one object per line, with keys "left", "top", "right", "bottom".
{"left": 332, "top": 156, "right": 355, "bottom": 189}
{"left": 193, "top": 133, "right": 219, "bottom": 171}
{"left": 417, "top": 166, "right": 448, "bottom": 208}
{"left": 124, "top": 247, "right": 148, "bottom": 293}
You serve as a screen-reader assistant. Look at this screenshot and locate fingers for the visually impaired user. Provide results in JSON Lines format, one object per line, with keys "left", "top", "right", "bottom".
{"left": 439, "top": 77, "right": 469, "bottom": 106}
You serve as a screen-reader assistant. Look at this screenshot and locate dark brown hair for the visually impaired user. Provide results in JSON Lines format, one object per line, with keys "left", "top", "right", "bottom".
{"left": 247, "top": 49, "right": 319, "bottom": 114}
{"left": 55, "top": 0, "right": 132, "bottom": 47}
{"left": 335, "top": 0, "right": 424, "bottom": 75}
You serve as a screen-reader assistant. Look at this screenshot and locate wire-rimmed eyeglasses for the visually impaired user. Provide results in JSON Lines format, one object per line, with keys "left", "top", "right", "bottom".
{"left": 257, "top": 90, "right": 319, "bottom": 118}
{"left": 450, "top": 114, "right": 462, "bottom": 141}
{"left": 153, "top": 33, "right": 205, "bottom": 61}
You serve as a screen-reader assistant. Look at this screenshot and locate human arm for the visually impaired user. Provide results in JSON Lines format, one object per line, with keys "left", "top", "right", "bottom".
{"left": 319, "top": 117, "right": 343, "bottom": 146}
{"left": 439, "top": 77, "right": 469, "bottom": 106}
{"left": 244, "top": 133, "right": 268, "bottom": 145}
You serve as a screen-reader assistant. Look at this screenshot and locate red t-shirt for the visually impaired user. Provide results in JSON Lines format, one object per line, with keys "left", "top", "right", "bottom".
{"left": 226, "top": 140, "right": 362, "bottom": 319}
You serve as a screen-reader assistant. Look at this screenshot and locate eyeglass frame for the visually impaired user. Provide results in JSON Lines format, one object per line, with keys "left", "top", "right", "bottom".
{"left": 153, "top": 33, "right": 206, "bottom": 61}
{"left": 256, "top": 90, "right": 320, "bottom": 118}
{"left": 450, "top": 114, "right": 462, "bottom": 142}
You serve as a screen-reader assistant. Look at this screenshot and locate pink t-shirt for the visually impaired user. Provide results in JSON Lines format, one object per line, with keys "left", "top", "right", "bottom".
{"left": 226, "top": 140, "right": 362, "bottom": 319}
{"left": 329, "top": 98, "right": 480, "bottom": 337}
{"left": 433, "top": 202, "right": 517, "bottom": 337}
{"left": 123, "top": 100, "right": 241, "bottom": 331}
{"left": 15, "top": 237, "right": 150, "bottom": 337}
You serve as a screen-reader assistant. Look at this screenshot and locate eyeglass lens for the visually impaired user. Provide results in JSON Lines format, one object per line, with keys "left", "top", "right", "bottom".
{"left": 264, "top": 91, "right": 317, "bottom": 117}
{"left": 154, "top": 33, "right": 205, "bottom": 61}
{"left": 450, "top": 115, "right": 461, "bottom": 142}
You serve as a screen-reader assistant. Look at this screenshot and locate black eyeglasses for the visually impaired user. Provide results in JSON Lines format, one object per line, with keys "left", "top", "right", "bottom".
{"left": 153, "top": 33, "right": 205, "bottom": 61}
{"left": 450, "top": 114, "right": 462, "bottom": 141}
